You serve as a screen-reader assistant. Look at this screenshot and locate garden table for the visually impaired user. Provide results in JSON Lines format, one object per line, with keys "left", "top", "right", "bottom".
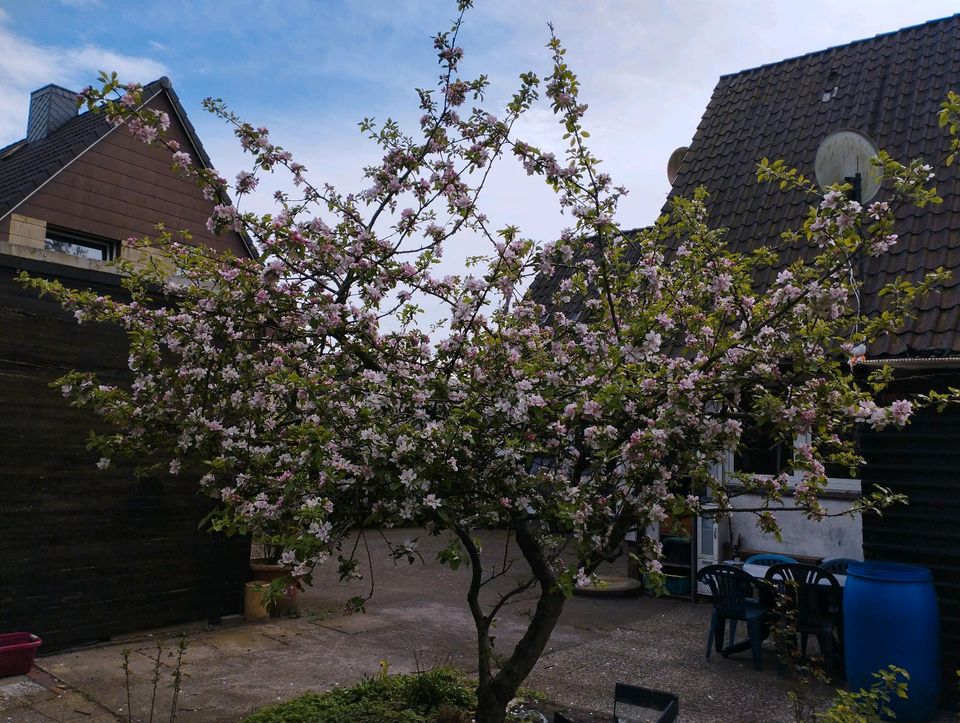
{"left": 741, "top": 562, "right": 847, "bottom": 587}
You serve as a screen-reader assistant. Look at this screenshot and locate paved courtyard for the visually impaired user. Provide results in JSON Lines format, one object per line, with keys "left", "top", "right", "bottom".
{"left": 0, "top": 529, "right": 887, "bottom": 722}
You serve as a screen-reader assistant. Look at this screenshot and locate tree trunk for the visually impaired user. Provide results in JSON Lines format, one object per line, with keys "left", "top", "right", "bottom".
{"left": 473, "top": 521, "right": 568, "bottom": 723}
{"left": 475, "top": 680, "right": 512, "bottom": 723}
{"left": 474, "top": 587, "right": 567, "bottom": 722}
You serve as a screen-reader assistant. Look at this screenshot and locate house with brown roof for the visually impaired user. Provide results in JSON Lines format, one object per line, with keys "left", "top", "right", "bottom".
{"left": 531, "top": 13, "right": 960, "bottom": 693}
{"left": 0, "top": 76, "right": 255, "bottom": 265}
{"left": 0, "top": 78, "right": 254, "bottom": 649}
{"left": 665, "top": 14, "right": 960, "bottom": 684}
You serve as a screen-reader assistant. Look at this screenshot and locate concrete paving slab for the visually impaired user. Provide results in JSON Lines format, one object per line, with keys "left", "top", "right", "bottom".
{"left": 312, "top": 612, "right": 397, "bottom": 635}
{"left": 527, "top": 623, "right": 797, "bottom": 722}
{"left": 0, "top": 671, "right": 119, "bottom": 723}
{"left": 14, "top": 693, "right": 110, "bottom": 722}
{"left": 169, "top": 627, "right": 296, "bottom": 663}
{"left": 0, "top": 705, "right": 60, "bottom": 722}
{"left": 0, "top": 678, "right": 49, "bottom": 705}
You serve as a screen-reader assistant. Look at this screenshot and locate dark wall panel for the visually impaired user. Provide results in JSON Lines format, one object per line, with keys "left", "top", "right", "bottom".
{"left": 861, "top": 370, "right": 960, "bottom": 698}
{"left": 0, "top": 259, "right": 249, "bottom": 650}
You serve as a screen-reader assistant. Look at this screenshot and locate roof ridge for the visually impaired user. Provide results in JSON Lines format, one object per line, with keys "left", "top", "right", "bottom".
{"left": 719, "top": 12, "right": 960, "bottom": 80}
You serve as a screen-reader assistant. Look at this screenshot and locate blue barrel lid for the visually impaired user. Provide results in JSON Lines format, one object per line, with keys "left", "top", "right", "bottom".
{"left": 847, "top": 561, "right": 933, "bottom": 582}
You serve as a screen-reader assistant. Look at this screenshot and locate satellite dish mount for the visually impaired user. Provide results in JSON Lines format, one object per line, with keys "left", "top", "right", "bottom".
{"left": 846, "top": 172, "right": 863, "bottom": 204}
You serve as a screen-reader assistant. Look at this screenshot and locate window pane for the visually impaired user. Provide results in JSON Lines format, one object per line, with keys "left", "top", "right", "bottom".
{"left": 735, "top": 422, "right": 786, "bottom": 476}
{"left": 45, "top": 237, "right": 107, "bottom": 260}
{"left": 700, "top": 516, "right": 715, "bottom": 556}
{"left": 44, "top": 230, "right": 112, "bottom": 261}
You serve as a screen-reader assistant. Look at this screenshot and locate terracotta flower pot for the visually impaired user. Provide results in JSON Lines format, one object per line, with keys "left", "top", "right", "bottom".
{"left": 249, "top": 559, "right": 299, "bottom": 615}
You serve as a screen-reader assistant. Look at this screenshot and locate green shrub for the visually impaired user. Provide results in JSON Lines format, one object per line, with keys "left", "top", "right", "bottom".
{"left": 815, "top": 666, "right": 909, "bottom": 722}
{"left": 243, "top": 666, "right": 476, "bottom": 723}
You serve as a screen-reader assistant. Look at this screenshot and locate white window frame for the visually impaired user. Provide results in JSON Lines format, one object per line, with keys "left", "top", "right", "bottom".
{"left": 44, "top": 228, "right": 116, "bottom": 261}
{"left": 725, "top": 435, "right": 861, "bottom": 496}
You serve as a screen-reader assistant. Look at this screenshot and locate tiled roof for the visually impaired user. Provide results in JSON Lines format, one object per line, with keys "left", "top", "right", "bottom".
{"left": 0, "top": 78, "right": 257, "bottom": 259}
{"left": 532, "top": 14, "right": 960, "bottom": 359}
{"left": 0, "top": 96, "right": 108, "bottom": 219}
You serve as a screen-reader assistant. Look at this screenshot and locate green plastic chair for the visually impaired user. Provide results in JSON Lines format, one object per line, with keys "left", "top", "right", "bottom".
{"left": 697, "top": 564, "right": 773, "bottom": 670}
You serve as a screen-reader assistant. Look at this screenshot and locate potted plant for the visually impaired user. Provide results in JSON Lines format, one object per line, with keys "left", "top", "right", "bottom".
{"left": 249, "top": 538, "right": 300, "bottom": 616}
{"left": 211, "top": 496, "right": 305, "bottom": 619}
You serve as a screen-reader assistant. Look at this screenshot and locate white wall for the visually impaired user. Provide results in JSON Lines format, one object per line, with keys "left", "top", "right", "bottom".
{"left": 728, "top": 492, "right": 863, "bottom": 561}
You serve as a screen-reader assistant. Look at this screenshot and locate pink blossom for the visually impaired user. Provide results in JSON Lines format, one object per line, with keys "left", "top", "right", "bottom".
{"left": 172, "top": 151, "right": 192, "bottom": 171}
{"left": 890, "top": 399, "right": 912, "bottom": 426}
{"left": 582, "top": 400, "right": 601, "bottom": 418}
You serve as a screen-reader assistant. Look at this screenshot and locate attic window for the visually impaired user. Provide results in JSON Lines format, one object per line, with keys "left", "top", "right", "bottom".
{"left": 735, "top": 423, "right": 787, "bottom": 476}
{"left": 44, "top": 228, "right": 116, "bottom": 261}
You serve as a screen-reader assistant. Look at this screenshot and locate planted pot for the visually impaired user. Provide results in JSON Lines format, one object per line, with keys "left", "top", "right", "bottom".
{"left": 244, "top": 581, "right": 270, "bottom": 623}
{"left": 249, "top": 559, "right": 299, "bottom": 615}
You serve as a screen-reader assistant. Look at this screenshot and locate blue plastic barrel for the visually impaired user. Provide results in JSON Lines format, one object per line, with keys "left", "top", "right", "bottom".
{"left": 843, "top": 562, "right": 940, "bottom": 722}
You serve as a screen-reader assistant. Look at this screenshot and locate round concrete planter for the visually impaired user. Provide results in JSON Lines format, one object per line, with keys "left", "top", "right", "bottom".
{"left": 572, "top": 575, "right": 643, "bottom": 598}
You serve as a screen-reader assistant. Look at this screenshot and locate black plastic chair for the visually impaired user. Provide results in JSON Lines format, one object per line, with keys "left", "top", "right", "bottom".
{"left": 553, "top": 683, "right": 679, "bottom": 722}
{"left": 765, "top": 563, "right": 843, "bottom": 678}
{"left": 697, "top": 564, "right": 773, "bottom": 670}
{"left": 613, "top": 682, "right": 679, "bottom": 722}
{"left": 821, "top": 557, "right": 858, "bottom": 576}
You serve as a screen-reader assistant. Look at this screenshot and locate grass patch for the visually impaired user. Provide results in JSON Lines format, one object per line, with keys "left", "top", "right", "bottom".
{"left": 242, "top": 666, "right": 476, "bottom": 723}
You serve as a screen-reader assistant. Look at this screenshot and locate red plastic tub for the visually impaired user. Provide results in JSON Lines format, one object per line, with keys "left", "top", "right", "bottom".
{"left": 0, "top": 633, "right": 42, "bottom": 678}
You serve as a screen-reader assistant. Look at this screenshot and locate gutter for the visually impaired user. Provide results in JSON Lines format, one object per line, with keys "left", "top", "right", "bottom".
{"left": 856, "top": 356, "right": 960, "bottom": 368}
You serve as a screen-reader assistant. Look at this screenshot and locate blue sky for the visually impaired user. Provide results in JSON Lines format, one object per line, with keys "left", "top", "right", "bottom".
{"left": 2, "top": 0, "right": 958, "bottom": 249}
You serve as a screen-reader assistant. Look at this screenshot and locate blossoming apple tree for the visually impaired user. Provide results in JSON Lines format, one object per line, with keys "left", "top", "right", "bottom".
{"left": 23, "top": 5, "right": 958, "bottom": 721}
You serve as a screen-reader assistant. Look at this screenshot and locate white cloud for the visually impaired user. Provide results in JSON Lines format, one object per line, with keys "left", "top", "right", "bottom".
{"left": 0, "top": 16, "right": 167, "bottom": 146}
{"left": 58, "top": 0, "right": 104, "bottom": 8}
{"left": 184, "top": 0, "right": 960, "bottom": 329}
{"left": 65, "top": 45, "right": 168, "bottom": 82}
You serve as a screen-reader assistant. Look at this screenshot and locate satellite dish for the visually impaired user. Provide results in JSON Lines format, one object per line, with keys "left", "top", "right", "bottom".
{"left": 667, "top": 146, "right": 689, "bottom": 185}
{"left": 814, "top": 129, "right": 882, "bottom": 203}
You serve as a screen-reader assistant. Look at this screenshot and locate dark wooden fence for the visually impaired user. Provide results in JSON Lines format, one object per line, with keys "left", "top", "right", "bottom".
{"left": 0, "top": 255, "right": 249, "bottom": 651}
{"left": 860, "top": 368, "right": 960, "bottom": 699}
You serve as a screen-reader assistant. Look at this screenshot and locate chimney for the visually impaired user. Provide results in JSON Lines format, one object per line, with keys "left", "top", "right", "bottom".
{"left": 27, "top": 84, "right": 78, "bottom": 143}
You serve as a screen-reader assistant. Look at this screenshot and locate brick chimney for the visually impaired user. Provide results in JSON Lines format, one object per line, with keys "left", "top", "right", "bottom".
{"left": 27, "top": 84, "right": 78, "bottom": 143}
